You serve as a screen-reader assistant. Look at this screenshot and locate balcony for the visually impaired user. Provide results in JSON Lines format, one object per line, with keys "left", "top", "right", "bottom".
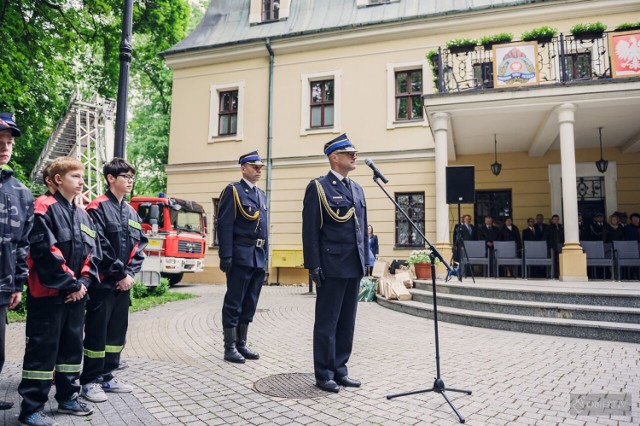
{"left": 431, "top": 31, "right": 639, "bottom": 94}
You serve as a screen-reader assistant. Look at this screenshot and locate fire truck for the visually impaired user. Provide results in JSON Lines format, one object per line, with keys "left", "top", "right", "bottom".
{"left": 130, "top": 195, "right": 207, "bottom": 286}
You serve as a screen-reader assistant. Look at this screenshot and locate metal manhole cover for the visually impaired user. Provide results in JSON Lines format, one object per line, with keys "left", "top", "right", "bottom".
{"left": 254, "top": 373, "right": 327, "bottom": 398}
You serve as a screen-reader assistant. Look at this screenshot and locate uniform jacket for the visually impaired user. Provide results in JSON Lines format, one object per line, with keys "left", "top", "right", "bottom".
{"left": 544, "top": 223, "right": 565, "bottom": 252}
{"left": 522, "top": 227, "right": 537, "bottom": 242}
{"left": 27, "top": 191, "right": 100, "bottom": 299}
{"left": 498, "top": 225, "right": 522, "bottom": 249}
{"left": 86, "top": 190, "right": 148, "bottom": 289}
{"left": 477, "top": 224, "right": 499, "bottom": 243}
{"left": 217, "top": 180, "right": 269, "bottom": 268}
{"left": 302, "top": 172, "right": 368, "bottom": 278}
{"left": 453, "top": 222, "right": 475, "bottom": 241}
{"left": 0, "top": 167, "right": 34, "bottom": 305}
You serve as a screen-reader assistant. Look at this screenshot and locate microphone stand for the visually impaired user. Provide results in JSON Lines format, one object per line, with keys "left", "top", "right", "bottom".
{"left": 372, "top": 175, "right": 472, "bottom": 423}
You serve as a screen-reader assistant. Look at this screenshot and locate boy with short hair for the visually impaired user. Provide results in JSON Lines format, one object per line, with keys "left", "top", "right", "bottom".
{"left": 80, "top": 157, "right": 147, "bottom": 402}
{"left": 18, "top": 156, "right": 100, "bottom": 426}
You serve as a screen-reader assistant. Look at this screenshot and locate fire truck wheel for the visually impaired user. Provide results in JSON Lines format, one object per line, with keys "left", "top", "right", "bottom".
{"left": 162, "top": 272, "right": 184, "bottom": 286}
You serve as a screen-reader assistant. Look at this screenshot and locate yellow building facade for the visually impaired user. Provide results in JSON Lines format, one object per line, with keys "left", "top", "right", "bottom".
{"left": 164, "top": 0, "right": 640, "bottom": 283}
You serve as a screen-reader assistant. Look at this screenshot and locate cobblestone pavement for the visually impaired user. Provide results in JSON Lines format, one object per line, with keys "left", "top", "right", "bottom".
{"left": 1, "top": 283, "right": 638, "bottom": 425}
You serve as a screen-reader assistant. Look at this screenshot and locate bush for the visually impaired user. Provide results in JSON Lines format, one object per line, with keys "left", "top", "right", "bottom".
{"left": 521, "top": 26, "right": 558, "bottom": 42}
{"left": 615, "top": 21, "right": 640, "bottom": 31}
{"left": 570, "top": 22, "right": 607, "bottom": 36}
{"left": 131, "top": 277, "right": 170, "bottom": 299}
{"left": 445, "top": 38, "right": 478, "bottom": 50}
{"left": 479, "top": 33, "right": 513, "bottom": 47}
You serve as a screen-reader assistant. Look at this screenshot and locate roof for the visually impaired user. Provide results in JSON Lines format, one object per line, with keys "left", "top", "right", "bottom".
{"left": 164, "top": 0, "right": 546, "bottom": 56}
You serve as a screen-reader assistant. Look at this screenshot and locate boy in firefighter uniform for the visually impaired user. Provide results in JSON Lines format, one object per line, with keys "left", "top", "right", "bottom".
{"left": 0, "top": 112, "right": 34, "bottom": 411}
{"left": 80, "top": 157, "right": 147, "bottom": 402}
{"left": 18, "top": 156, "right": 100, "bottom": 426}
{"left": 217, "top": 151, "right": 268, "bottom": 363}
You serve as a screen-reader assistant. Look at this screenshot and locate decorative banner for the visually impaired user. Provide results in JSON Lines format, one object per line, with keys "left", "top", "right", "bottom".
{"left": 492, "top": 41, "right": 540, "bottom": 87}
{"left": 609, "top": 30, "right": 640, "bottom": 78}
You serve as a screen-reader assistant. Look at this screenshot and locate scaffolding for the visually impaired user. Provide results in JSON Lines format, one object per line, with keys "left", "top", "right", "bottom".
{"left": 31, "top": 91, "right": 116, "bottom": 204}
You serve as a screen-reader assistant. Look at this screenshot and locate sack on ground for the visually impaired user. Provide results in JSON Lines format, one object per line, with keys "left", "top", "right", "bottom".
{"left": 359, "top": 277, "right": 377, "bottom": 302}
{"left": 372, "top": 258, "right": 389, "bottom": 278}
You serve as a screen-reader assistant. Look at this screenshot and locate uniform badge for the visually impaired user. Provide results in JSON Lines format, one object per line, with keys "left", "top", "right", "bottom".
{"left": 332, "top": 180, "right": 337, "bottom": 185}
{"left": 332, "top": 196, "right": 343, "bottom": 199}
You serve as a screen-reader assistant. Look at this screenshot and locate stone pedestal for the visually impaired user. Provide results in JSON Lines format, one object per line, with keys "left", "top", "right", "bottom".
{"left": 559, "top": 243, "right": 588, "bottom": 282}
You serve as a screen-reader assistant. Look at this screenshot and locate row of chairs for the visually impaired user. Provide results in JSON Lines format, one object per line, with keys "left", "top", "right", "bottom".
{"left": 462, "top": 240, "right": 640, "bottom": 280}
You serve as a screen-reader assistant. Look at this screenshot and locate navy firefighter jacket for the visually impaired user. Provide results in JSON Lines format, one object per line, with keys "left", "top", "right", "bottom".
{"left": 302, "top": 172, "right": 368, "bottom": 279}
{"left": 217, "top": 180, "right": 269, "bottom": 269}
{"left": 0, "top": 166, "right": 34, "bottom": 305}
{"left": 86, "top": 190, "right": 148, "bottom": 289}
{"left": 27, "top": 191, "right": 101, "bottom": 300}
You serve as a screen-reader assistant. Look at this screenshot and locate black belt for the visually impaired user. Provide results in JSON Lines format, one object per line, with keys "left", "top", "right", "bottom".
{"left": 236, "top": 236, "right": 266, "bottom": 247}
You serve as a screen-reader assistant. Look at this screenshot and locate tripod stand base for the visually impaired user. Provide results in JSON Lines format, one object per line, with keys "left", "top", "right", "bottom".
{"left": 386, "top": 378, "right": 472, "bottom": 423}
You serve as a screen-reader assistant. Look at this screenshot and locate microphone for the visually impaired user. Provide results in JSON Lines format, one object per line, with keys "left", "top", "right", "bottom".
{"left": 364, "top": 159, "right": 389, "bottom": 184}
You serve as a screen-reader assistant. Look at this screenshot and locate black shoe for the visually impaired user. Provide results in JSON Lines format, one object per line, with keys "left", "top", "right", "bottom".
{"left": 0, "top": 400, "right": 13, "bottom": 410}
{"left": 236, "top": 323, "right": 260, "bottom": 360}
{"left": 223, "top": 327, "right": 246, "bottom": 364}
{"left": 337, "top": 376, "right": 361, "bottom": 388}
{"left": 316, "top": 379, "right": 340, "bottom": 393}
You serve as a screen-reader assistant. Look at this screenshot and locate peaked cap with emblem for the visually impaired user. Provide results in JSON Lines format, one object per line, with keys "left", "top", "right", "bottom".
{"left": 239, "top": 150, "right": 264, "bottom": 166}
{"left": 0, "top": 112, "right": 21, "bottom": 137}
{"left": 324, "top": 133, "right": 357, "bottom": 156}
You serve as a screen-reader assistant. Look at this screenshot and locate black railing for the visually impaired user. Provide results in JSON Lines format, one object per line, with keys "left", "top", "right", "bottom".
{"left": 434, "top": 32, "right": 612, "bottom": 93}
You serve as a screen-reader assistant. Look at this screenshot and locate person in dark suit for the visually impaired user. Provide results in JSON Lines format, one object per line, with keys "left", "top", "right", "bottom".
{"left": 452, "top": 214, "right": 475, "bottom": 270}
{"left": 534, "top": 214, "right": 547, "bottom": 241}
{"left": 477, "top": 215, "right": 499, "bottom": 275}
{"left": 302, "top": 134, "right": 368, "bottom": 393}
{"left": 522, "top": 218, "right": 537, "bottom": 242}
{"left": 604, "top": 214, "right": 624, "bottom": 243}
{"left": 544, "top": 214, "right": 564, "bottom": 278}
{"left": 217, "top": 151, "right": 269, "bottom": 364}
{"left": 497, "top": 216, "right": 521, "bottom": 277}
{"left": 587, "top": 212, "right": 605, "bottom": 241}
{"left": 624, "top": 213, "right": 640, "bottom": 242}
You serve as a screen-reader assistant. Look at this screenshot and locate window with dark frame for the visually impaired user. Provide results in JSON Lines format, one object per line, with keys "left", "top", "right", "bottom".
{"left": 395, "top": 192, "right": 425, "bottom": 247}
{"left": 211, "top": 197, "right": 220, "bottom": 247}
{"left": 563, "top": 52, "right": 592, "bottom": 80}
{"left": 218, "top": 90, "right": 238, "bottom": 136}
{"left": 395, "top": 69, "right": 423, "bottom": 121}
{"left": 310, "top": 79, "right": 334, "bottom": 128}
{"left": 262, "top": 0, "right": 280, "bottom": 21}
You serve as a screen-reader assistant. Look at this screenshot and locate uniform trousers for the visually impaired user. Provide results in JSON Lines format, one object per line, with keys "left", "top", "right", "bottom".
{"left": 313, "top": 277, "right": 360, "bottom": 382}
{"left": 19, "top": 296, "right": 85, "bottom": 415}
{"left": 222, "top": 264, "right": 264, "bottom": 328}
{"left": 81, "top": 288, "right": 130, "bottom": 385}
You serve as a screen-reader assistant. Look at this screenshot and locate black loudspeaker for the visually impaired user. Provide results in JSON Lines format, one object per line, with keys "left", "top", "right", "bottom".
{"left": 446, "top": 166, "right": 475, "bottom": 204}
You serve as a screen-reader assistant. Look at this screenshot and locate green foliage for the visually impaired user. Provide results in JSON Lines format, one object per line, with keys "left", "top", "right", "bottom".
{"left": 426, "top": 49, "right": 439, "bottom": 65}
{"left": 521, "top": 26, "right": 558, "bottom": 42}
{"left": 445, "top": 38, "right": 478, "bottom": 50}
{"left": 131, "top": 281, "right": 149, "bottom": 299}
{"left": 406, "top": 249, "right": 440, "bottom": 266}
{"left": 130, "top": 290, "right": 196, "bottom": 313}
{"left": 570, "top": 22, "right": 607, "bottom": 36}
{"left": 131, "top": 277, "right": 170, "bottom": 299}
{"left": 479, "top": 33, "right": 514, "bottom": 47}
{"left": 615, "top": 21, "right": 640, "bottom": 31}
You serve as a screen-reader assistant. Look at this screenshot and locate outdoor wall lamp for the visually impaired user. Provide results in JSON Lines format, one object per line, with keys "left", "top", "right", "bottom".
{"left": 595, "top": 127, "right": 608, "bottom": 174}
{"left": 491, "top": 133, "right": 502, "bottom": 176}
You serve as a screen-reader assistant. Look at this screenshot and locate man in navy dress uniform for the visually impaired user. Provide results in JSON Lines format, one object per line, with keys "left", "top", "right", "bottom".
{"left": 302, "top": 134, "right": 368, "bottom": 393}
{"left": 217, "top": 151, "right": 268, "bottom": 363}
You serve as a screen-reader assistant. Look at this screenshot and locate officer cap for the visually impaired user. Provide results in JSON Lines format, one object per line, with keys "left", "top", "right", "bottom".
{"left": 324, "top": 133, "right": 357, "bottom": 156}
{"left": 0, "top": 112, "right": 21, "bottom": 137}
{"left": 239, "top": 151, "right": 264, "bottom": 166}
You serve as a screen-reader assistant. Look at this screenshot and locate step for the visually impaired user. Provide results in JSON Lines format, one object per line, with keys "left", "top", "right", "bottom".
{"left": 409, "top": 288, "right": 640, "bottom": 323}
{"left": 413, "top": 280, "right": 640, "bottom": 307}
{"left": 376, "top": 297, "right": 640, "bottom": 343}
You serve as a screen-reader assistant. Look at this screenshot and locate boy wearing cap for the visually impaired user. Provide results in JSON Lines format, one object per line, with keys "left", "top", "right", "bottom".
{"left": 80, "top": 157, "right": 148, "bottom": 402}
{"left": 217, "top": 151, "right": 268, "bottom": 363}
{"left": 18, "top": 156, "right": 100, "bottom": 426}
{"left": 0, "top": 112, "right": 34, "bottom": 411}
{"left": 302, "top": 133, "right": 369, "bottom": 393}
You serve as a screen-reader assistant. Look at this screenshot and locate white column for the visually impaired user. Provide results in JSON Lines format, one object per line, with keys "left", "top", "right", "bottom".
{"left": 557, "top": 103, "right": 579, "bottom": 244}
{"left": 432, "top": 112, "right": 450, "bottom": 244}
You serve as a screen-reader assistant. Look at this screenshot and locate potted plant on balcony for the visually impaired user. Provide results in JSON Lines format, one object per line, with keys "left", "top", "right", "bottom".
{"left": 614, "top": 21, "right": 640, "bottom": 32}
{"left": 570, "top": 22, "right": 607, "bottom": 41}
{"left": 446, "top": 38, "right": 478, "bottom": 54}
{"left": 521, "top": 26, "right": 558, "bottom": 45}
{"left": 406, "top": 249, "right": 438, "bottom": 279}
{"left": 479, "top": 32, "right": 513, "bottom": 50}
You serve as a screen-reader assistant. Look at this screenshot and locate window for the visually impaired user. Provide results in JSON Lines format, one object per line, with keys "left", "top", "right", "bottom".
{"left": 563, "top": 52, "right": 592, "bottom": 80}
{"left": 387, "top": 62, "right": 428, "bottom": 128}
{"left": 210, "top": 197, "right": 220, "bottom": 247}
{"left": 310, "top": 80, "right": 334, "bottom": 128}
{"left": 474, "top": 190, "right": 512, "bottom": 227}
{"left": 262, "top": 0, "right": 279, "bottom": 21}
{"left": 209, "top": 82, "right": 244, "bottom": 142}
{"left": 300, "top": 70, "right": 341, "bottom": 135}
{"left": 395, "top": 70, "right": 423, "bottom": 121}
{"left": 395, "top": 192, "right": 425, "bottom": 247}
{"left": 218, "top": 90, "right": 238, "bottom": 136}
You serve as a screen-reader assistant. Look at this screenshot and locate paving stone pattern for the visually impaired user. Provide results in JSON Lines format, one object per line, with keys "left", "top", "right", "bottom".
{"left": 1, "top": 284, "right": 638, "bottom": 425}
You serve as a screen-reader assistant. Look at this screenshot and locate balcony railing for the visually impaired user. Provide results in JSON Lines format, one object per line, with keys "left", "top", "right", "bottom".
{"left": 434, "top": 32, "right": 615, "bottom": 93}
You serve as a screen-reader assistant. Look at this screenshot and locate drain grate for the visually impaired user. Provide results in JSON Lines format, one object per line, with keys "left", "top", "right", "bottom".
{"left": 254, "top": 373, "right": 327, "bottom": 398}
